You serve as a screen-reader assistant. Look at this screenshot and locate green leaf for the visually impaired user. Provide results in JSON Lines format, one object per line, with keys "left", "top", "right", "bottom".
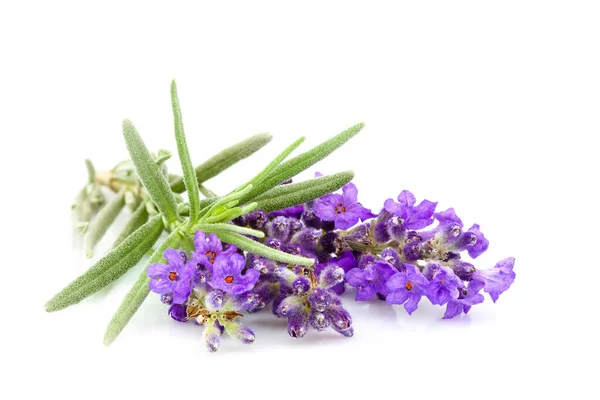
{"left": 216, "top": 231, "right": 314, "bottom": 266}
{"left": 112, "top": 200, "right": 149, "bottom": 248}
{"left": 254, "top": 171, "right": 354, "bottom": 212}
{"left": 123, "top": 119, "right": 179, "bottom": 223}
{"left": 198, "top": 185, "right": 217, "bottom": 198}
{"left": 84, "top": 188, "right": 127, "bottom": 258}
{"left": 198, "top": 184, "right": 253, "bottom": 223}
{"left": 170, "top": 133, "right": 273, "bottom": 193}
{"left": 246, "top": 136, "right": 305, "bottom": 188}
{"left": 103, "top": 231, "right": 182, "bottom": 346}
{"left": 170, "top": 80, "right": 200, "bottom": 220}
{"left": 240, "top": 123, "right": 364, "bottom": 203}
{"left": 45, "top": 215, "right": 164, "bottom": 312}
{"left": 194, "top": 223, "right": 265, "bottom": 238}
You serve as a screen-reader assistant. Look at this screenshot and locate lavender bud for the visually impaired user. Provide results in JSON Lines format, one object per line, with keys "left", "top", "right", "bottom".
{"left": 374, "top": 220, "right": 391, "bottom": 243}
{"left": 231, "top": 215, "right": 247, "bottom": 226}
{"left": 453, "top": 232, "right": 478, "bottom": 250}
{"left": 291, "top": 228, "right": 322, "bottom": 253}
{"left": 358, "top": 254, "right": 377, "bottom": 269}
{"left": 265, "top": 237, "right": 283, "bottom": 250}
{"left": 381, "top": 248, "right": 401, "bottom": 269}
{"left": 387, "top": 216, "right": 406, "bottom": 240}
{"left": 267, "top": 216, "right": 292, "bottom": 241}
{"left": 168, "top": 304, "right": 187, "bottom": 322}
{"left": 328, "top": 307, "right": 352, "bottom": 331}
{"left": 292, "top": 276, "right": 311, "bottom": 294}
{"left": 451, "top": 261, "right": 476, "bottom": 280}
{"left": 205, "top": 289, "right": 225, "bottom": 310}
{"left": 203, "top": 322, "right": 221, "bottom": 352}
{"left": 403, "top": 241, "right": 422, "bottom": 262}
{"left": 309, "top": 311, "right": 331, "bottom": 331}
{"left": 160, "top": 293, "right": 174, "bottom": 305}
{"left": 319, "top": 231, "right": 339, "bottom": 254}
{"left": 276, "top": 295, "right": 305, "bottom": 317}
{"left": 301, "top": 209, "right": 322, "bottom": 229}
{"left": 247, "top": 210, "right": 267, "bottom": 229}
{"left": 333, "top": 326, "right": 354, "bottom": 338}
{"left": 289, "top": 219, "right": 304, "bottom": 235}
{"left": 321, "top": 220, "right": 335, "bottom": 232}
{"left": 319, "top": 265, "right": 345, "bottom": 289}
{"left": 308, "top": 288, "right": 332, "bottom": 312}
{"left": 274, "top": 266, "right": 299, "bottom": 286}
{"left": 225, "top": 322, "right": 255, "bottom": 344}
{"left": 345, "top": 224, "right": 370, "bottom": 246}
{"left": 288, "top": 314, "right": 309, "bottom": 338}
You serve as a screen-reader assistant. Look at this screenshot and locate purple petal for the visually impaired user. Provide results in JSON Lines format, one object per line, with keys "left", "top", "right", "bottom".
{"left": 230, "top": 269, "right": 260, "bottom": 295}
{"left": 443, "top": 301, "right": 463, "bottom": 319}
{"left": 434, "top": 208, "right": 463, "bottom": 228}
{"left": 207, "top": 233, "right": 223, "bottom": 253}
{"left": 342, "top": 182, "right": 359, "bottom": 204}
{"left": 404, "top": 293, "right": 422, "bottom": 315}
{"left": 355, "top": 285, "right": 377, "bottom": 301}
{"left": 397, "top": 190, "right": 416, "bottom": 207}
{"left": 146, "top": 263, "right": 169, "bottom": 278}
{"left": 194, "top": 231, "right": 208, "bottom": 252}
{"left": 383, "top": 199, "right": 406, "bottom": 219}
{"left": 345, "top": 268, "right": 366, "bottom": 287}
{"left": 149, "top": 279, "right": 170, "bottom": 294}
{"left": 163, "top": 248, "right": 184, "bottom": 266}
{"left": 386, "top": 288, "right": 409, "bottom": 305}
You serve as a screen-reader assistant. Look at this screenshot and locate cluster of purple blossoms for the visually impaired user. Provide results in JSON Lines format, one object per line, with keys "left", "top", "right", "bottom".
{"left": 147, "top": 179, "right": 515, "bottom": 351}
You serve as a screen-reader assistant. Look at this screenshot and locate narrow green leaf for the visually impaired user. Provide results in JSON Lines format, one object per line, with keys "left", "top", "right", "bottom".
{"left": 45, "top": 215, "right": 164, "bottom": 312}
{"left": 171, "top": 80, "right": 200, "bottom": 220}
{"left": 171, "top": 133, "right": 273, "bottom": 193}
{"left": 85, "top": 159, "right": 96, "bottom": 184}
{"left": 195, "top": 223, "right": 265, "bottom": 238}
{"left": 254, "top": 171, "right": 354, "bottom": 212}
{"left": 216, "top": 231, "right": 314, "bottom": 266}
{"left": 113, "top": 200, "right": 149, "bottom": 248}
{"left": 198, "top": 184, "right": 253, "bottom": 223}
{"left": 246, "top": 136, "right": 305, "bottom": 188}
{"left": 103, "top": 231, "right": 182, "bottom": 346}
{"left": 84, "top": 188, "right": 127, "bottom": 258}
{"left": 241, "top": 123, "right": 364, "bottom": 202}
{"left": 123, "top": 119, "right": 179, "bottom": 223}
{"left": 199, "top": 185, "right": 217, "bottom": 198}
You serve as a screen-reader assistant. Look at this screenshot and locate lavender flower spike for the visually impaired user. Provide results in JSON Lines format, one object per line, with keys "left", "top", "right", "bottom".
{"left": 208, "top": 253, "right": 260, "bottom": 295}
{"left": 314, "top": 182, "right": 374, "bottom": 230}
{"left": 147, "top": 249, "right": 194, "bottom": 304}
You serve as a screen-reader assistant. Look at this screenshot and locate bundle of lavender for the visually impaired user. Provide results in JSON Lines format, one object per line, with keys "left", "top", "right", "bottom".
{"left": 45, "top": 81, "right": 515, "bottom": 351}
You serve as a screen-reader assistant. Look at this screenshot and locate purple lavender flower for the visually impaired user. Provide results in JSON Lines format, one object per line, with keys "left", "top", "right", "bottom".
{"left": 386, "top": 264, "right": 429, "bottom": 314}
{"left": 208, "top": 253, "right": 259, "bottom": 295}
{"left": 192, "top": 231, "right": 236, "bottom": 272}
{"left": 345, "top": 260, "right": 397, "bottom": 301}
{"left": 288, "top": 313, "right": 309, "bottom": 338}
{"left": 424, "top": 264, "right": 463, "bottom": 305}
{"left": 168, "top": 303, "right": 187, "bottom": 322}
{"left": 443, "top": 280, "right": 485, "bottom": 319}
{"left": 384, "top": 190, "right": 437, "bottom": 230}
{"left": 268, "top": 204, "right": 304, "bottom": 218}
{"left": 147, "top": 249, "right": 194, "bottom": 304}
{"left": 314, "top": 182, "right": 374, "bottom": 230}
{"left": 472, "top": 257, "right": 516, "bottom": 302}
{"left": 434, "top": 207, "right": 463, "bottom": 226}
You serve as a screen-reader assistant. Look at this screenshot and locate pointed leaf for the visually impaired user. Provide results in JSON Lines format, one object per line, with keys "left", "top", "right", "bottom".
{"left": 113, "top": 200, "right": 149, "bottom": 248}
{"left": 84, "top": 188, "right": 126, "bottom": 258}
{"left": 171, "top": 80, "right": 200, "bottom": 220}
{"left": 103, "top": 231, "right": 182, "bottom": 345}
{"left": 171, "top": 133, "right": 273, "bottom": 193}
{"left": 246, "top": 136, "right": 305, "bottom": 188}
{"left": 216, "top": 231, "right": 314, "bottom": 266}
{"left": 45, "top": 215, "right": 164, "bottom": 312}
{"left": 123, "top": 119, "right": 179, "bottom": 223}
{"left": 240, "top": 123, "right": 364, "bottom": 202}
{"left": 254, "top": 171, "right": 354, "bottom": 212}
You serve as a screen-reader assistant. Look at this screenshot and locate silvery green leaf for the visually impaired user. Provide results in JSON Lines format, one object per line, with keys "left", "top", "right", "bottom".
{"left": 45, "top": 215, "right": 164, "bottom": 312}
{"left": 170, "top": 132, "right": 273, "bottom": 193}
{"left": 103, "top": 231, "right": 182, "bottom": 346}
{"left": 84, "top": 188, "right": 127, "bottom": 258}
{"left": 122, "top": 119, "right": 179, "bottom": 224}
{"left": 156, "top": 149, "right": 172, "bottom": 165}
{"left": 253, "top": 171, "right": 354, "bottom": 212}
{"left": 241, "top": 122, "right": 364, "bottom": 203}
{"left": 113, "top": 200, "right": 149, "bottom": 248}
{"left": 194, "top": 222, "right": 265, "bottom": 238}
{"left": 216, "top": 231, "right": 314, "bottom": 266}
{"left": 199, "top": 185, "right": 217, "bottom": 198}
{"left": 170, "top": 80, "right": 200, "bottom": 221}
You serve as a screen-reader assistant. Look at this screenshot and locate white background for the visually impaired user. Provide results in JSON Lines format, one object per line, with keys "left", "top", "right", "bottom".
{"left": 1, "top": 1, "right": 599, "bottom": 399}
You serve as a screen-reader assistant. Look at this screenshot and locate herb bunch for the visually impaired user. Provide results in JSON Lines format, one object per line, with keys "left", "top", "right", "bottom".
{"left": 45, "top": 81, "right": 515, "bottom": 351}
